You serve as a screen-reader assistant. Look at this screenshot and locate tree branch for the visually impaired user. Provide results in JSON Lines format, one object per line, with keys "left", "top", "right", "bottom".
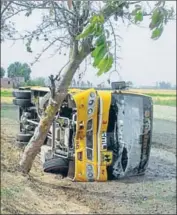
{"left": 102, "top": 1, "right": 143, "bottom": 22}
{"left": 55, "top": 2, "right": 75, "bottom": 37}
{"left": 31, "top": 38, "right": 58, "bottom": 65}
{"left": 1, "top": 1, "right": 12, "bottom": 16}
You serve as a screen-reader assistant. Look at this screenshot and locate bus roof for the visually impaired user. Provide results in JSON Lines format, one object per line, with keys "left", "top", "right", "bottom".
{"left": 19, "top": 86, "right": 151, "bottom": 98}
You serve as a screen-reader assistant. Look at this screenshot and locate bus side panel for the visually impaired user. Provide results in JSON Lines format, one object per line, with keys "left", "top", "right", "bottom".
{"left": 97, "top": 91, "right": 112, "bottom": 181}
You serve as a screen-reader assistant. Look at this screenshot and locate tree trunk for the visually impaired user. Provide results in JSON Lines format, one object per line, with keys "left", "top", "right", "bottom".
{"left": 19, "top": 54, "right": 88, "bottom": 174}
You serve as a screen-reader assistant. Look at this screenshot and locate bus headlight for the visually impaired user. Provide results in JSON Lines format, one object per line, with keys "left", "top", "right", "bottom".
{"left": 86, "top": 164, "right": 94, "bottom": 180}
{"left": 90, "top": 92, "right": 96, "bottom": 98}
{"left": 88, "top": 172, "right": 93, "bottom": 178}
{"left": 88, "top": 108, "right": 93, "bottom": 115}
{"left": 88, "top": 92, "right": 96, "bottom": 115}
{"left": 89, "top": 99, "right": 94, "bottom": 105}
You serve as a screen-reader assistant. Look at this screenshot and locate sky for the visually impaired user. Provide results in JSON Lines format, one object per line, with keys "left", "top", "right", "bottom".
{"left": 1, "top": 1, "right": 176, "bottom": 87}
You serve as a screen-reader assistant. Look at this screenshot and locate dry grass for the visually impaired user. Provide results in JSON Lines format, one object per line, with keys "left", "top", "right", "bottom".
{"left": 1, "top": 88, "right": 13, "bottom": 92}
{"left": 1, "top": 97, "right": 14, "bottom": 104}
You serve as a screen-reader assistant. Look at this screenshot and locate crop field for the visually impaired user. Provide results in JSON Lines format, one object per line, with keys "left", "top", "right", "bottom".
{"left": 0, "top": 88, "right": 176, "bottom": 106}
{"left": 131, "top": 89, "right": 176, "bottom": 107}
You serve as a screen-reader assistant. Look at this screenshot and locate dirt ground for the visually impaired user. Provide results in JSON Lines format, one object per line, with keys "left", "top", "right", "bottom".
{"left": 1, "top": 105, "right": 176, "bottom": 214}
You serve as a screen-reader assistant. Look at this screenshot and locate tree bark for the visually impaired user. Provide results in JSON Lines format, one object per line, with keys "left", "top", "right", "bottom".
{"left": 19, "top": 50, "right": 89, "bottom": 173}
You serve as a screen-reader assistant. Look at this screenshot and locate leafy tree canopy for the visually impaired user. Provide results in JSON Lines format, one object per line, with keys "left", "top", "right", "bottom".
{"left": 7, "top": 62, "right": 32, "bottom": 81}
{"left": 24, "top": 77, "right": 46, "bottom": 87}
{"left": 0, "top": 67, "right": 6, "bottom": 78}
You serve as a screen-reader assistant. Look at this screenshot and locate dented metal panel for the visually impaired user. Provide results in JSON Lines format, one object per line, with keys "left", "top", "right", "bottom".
{"left": 107, "top": 93, "right": 153, "bottom": 179}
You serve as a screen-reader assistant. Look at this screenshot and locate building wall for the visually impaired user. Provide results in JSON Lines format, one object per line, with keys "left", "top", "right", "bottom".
{"left": 1, "top": 78, "right": 13, "bottom": 88}
{"left": 1, "top": 77, "right": 25, "bottom": 88}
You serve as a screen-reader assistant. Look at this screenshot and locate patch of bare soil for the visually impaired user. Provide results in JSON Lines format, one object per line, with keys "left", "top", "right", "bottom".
{"left": 1, "top": 117, "right": 176, "bottom": 214}
{"left": 1, "top": 125, "right": 90, "bottom": 214}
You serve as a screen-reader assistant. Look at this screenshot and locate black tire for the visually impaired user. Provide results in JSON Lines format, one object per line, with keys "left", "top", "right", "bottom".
{"left": 13, "top": 98, "right": 32, "bottom": 107}
{"left": 16, "top": 132, "right": 33, "bottom": 142}
{"left": 43, "top": 157, "right": 69, "bottom": 176}
{"left": 13, "top": 90, "right": 31, "bottom": 99}
{"left": 19, "top": 87, "right": 31, "bottom": 90}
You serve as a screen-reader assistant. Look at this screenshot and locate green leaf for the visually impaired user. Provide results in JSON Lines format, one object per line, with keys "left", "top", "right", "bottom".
{"left": 91, "top": 14, "right": 104, "bottom": 24}
{"left": 95, "top": 34, "right": 106, "bottom": 46}
{"left": 151, "top": 26, "right": 164, "bottom": 40}
{"left": 90, "top": 14, "right": 98, "bottom": 24}
{"left": 104, "top": 54, "right": 113, "bottom": 73}
{"left": 91, "top": 44, "right": 105, "bottom": 58}
{"left": 99, "top": 14, "right": 104, "bottom": 23}
{"left": 93, "top": 24, "right": 103, "bottom": 37}
{"left": 97, "top": 54, "right": 109, "bottom": 72}
{"left": 149, "top": 8, "right": 164, "bottom": 30}
{"left": 97, "top": 54, "right": 113, "bottom": 76}
{"left": 76, "top": 23, "right": 95, "bottom": 40}
{"left": 132, "top": 8, "right": 139, "bottom": 16}
{"left": 135, "top": 10, "right": 143, "bottom": 23}
{"left": 93, "top": 45, "right": 107, "bottom": 67}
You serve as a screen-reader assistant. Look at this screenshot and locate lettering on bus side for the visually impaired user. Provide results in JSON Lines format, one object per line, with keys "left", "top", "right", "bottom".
{"left": 101, "top": 132, "right": 107, "bottom": 149}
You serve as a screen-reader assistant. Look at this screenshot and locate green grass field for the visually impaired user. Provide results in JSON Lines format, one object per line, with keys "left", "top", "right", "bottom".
{"left": 0, "top": 88, "right": 176, "bottom": 106}
{"left": 1, "top": 88, "right": 13, "bottom": 97}
{"left": 153, "top": 99, "right": 176, "bottom": 106}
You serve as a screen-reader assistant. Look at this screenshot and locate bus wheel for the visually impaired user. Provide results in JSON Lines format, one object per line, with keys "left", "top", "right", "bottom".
{"left": 13, "top": 90, "right": 31, "bottom": 99}
{"left": 43, "top": 157, "right": 69, "bottom": 177}
{"left": 16, "top": 132, "right": 33, "bottom": 142}
{"left": 13, "top": 98, "right": 32, "bottom": 107}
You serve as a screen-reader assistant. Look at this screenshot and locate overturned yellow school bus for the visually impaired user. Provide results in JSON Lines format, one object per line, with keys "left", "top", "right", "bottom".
{"left": 13, "top": 82, "right": 153, "bottom": 181}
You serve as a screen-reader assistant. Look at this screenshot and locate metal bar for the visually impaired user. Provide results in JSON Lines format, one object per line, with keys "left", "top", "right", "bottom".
{"left": 26, "top": 119, "right": 39, "bottom": 125}
{"left": 53, "top": 153, "right": 68, "bottom": 159}
{"left": 47, "top": 134, "right": 68, "bottom": 150}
